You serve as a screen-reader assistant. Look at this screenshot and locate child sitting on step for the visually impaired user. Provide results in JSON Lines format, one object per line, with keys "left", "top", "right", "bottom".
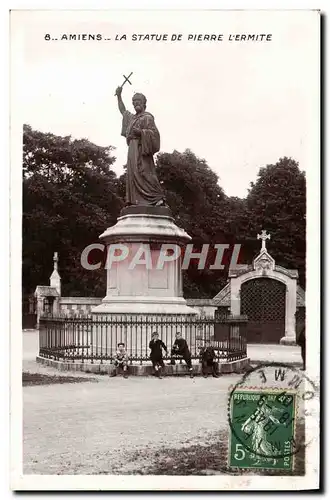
{"left": 149, "top": 332, "right": 167, "bottom": 378}
{"left": 112, "top": 342, "right": 129, "bottom": 378}
{"left": 199, "top": 339, "right": 219, "bottom": 378}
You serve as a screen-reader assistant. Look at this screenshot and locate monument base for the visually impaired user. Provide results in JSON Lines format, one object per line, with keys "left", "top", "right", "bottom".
{"left": 94, "top": 204, "right": 195, "bottom": 315}
{"left": 91, "top": 205, "right": 198, "bottom": 356}
{"left": 92, "top": 296, "right": 196, "bottom": 315}
{"left": 36, "top": 355, "right": 251, "bottom": 376}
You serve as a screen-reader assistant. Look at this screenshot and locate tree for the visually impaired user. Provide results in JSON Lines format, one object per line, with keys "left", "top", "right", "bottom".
{"left": 241, "top": 157, "right": 306, "bottom": 287}
{"left": 156, "top": 150, "right": 226, "bottom": 240}
{"left": 155, "top": 150, "right": 231, "bottom": 297}
{"left": 23, "top": 125, "right": 123, "bottom": 296}
{"left": 154, "top": 153, "right": 306, "bottom": 295}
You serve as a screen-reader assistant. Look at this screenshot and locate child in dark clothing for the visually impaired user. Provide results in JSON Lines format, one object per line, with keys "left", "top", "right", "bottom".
{"left": 169, "top": 332, "right": 194, "bottom": 378}
{"left": 199, "top": 340, "right": 219, "bottom": 378}
{"left": 149, "top": 332, "right": 167, "bottom": 378}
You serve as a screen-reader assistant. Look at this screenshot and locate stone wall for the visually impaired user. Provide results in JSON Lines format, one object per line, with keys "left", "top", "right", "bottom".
{"left": 183, "top": 299, "right": 217, "bottom": 318}
{"left": 59, "top": 297, "right": 102, "bottom": 316}
{"left": 59, "top": 297, "right": 217, "bottom": 317}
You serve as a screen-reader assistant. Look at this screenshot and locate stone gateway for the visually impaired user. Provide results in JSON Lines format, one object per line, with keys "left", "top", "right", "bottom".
{"left": 213, "top": 231, "right": 305, "bottom": 345}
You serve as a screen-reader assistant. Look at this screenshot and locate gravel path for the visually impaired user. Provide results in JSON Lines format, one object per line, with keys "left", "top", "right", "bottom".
{"left": 23, "top": 374, "right": 241, "bottom": 474}
{"left": 23, "top": 331, "right": 241, "bottom": 474}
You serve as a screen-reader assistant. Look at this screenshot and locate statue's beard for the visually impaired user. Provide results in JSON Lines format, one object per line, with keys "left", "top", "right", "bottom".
{"left": 134, "top": 104, "right": 145, "bottom": 114}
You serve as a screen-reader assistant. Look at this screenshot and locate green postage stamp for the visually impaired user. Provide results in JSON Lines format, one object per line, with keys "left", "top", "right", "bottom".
{"left": 229, "top": 389, "right": 297, "bottom": 470}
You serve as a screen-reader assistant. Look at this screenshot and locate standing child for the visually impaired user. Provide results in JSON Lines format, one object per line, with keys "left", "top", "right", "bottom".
{"left": 112, "top": 342, "right": 129, "bottom": 378}
{"left": 199, "top": 340, "right": 219, "bottom": 378}
{"left": 149, "top": 332, "right": 167, "bottom": 378}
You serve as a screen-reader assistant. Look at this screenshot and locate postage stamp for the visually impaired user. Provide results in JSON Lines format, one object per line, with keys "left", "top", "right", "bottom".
{"left": 229, "top": 389, "right": 297, "bottom": 470}
{"left": 228, "top": 362, "right": 318, "bottom": 473}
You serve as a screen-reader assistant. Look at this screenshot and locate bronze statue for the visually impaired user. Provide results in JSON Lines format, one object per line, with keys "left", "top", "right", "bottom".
{"left": 115, "top": 85, "right": 165, "bottom": 207}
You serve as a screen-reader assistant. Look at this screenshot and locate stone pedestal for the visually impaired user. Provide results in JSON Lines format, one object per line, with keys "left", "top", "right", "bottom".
{"left": 91, "top": 206, "right": 197, "bottom": 355}
{"left": 92, "top": 206, "right": 196, "bottom": 315}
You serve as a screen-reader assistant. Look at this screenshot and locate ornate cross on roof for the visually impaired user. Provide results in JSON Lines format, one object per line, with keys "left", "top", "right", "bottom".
{"left": 53, "top": 251, "right": 58, "bottom": 271}
{"left": 257, "top": 230, "right": 270, "bottom": 251}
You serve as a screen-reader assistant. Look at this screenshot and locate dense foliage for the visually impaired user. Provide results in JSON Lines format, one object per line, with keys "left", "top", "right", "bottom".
{"left": 23, "top": 125, "right": 306, "bottom": 297}
{"left": 23, "top": 125, "right": 123, "bottom": 296}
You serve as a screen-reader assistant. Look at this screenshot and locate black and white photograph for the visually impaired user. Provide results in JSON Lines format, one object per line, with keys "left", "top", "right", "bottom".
{"left": 10, "top": 6, "right": 320, "bottom": 491}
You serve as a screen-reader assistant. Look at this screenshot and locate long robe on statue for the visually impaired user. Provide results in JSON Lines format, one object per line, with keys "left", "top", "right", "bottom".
{"left": 121, "top": 110, "right": 164, "bottom": 205}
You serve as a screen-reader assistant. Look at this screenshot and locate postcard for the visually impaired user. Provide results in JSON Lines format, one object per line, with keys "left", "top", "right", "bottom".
{"left": 11, "top": 8, "right": 320, "bottom": 491}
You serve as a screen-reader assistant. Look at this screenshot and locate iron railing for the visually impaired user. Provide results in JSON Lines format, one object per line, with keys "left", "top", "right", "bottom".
{"left": 39, "top": 314, "right": 247, "bottom": 364}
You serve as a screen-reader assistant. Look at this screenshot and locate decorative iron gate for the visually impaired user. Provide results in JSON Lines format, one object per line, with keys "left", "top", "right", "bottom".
{"left": 241, "top": 278, "right": 286, "bottom": 343}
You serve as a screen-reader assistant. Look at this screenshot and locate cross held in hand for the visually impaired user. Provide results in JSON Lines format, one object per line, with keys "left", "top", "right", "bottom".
{"left": 114, "top": 72, "right": 133, "bottom": 95}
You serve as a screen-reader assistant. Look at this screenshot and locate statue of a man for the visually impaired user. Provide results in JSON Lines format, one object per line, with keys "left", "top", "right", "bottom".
{"left": 115, "top": 86, "right": 165, "bottom": 207}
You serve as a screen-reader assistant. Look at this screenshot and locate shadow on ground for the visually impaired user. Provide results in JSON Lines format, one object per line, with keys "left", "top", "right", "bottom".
{"left": 23, "top": 372, "right": 98, "bottom": 386}
{"left": 122, "top": 424, "right": 305, "bottom": 476}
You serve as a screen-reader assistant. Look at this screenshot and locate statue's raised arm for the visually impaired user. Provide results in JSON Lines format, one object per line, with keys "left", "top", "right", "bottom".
{"left": 115, "top": 86, "right": 126, "bottom": 116}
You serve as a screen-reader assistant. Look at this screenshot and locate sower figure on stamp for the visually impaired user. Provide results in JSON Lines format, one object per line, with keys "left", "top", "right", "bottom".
{"left": 199, "top": 340, "right": 219, "bottom": 378}
{"left": 169, "top": 331, "right": 194, "bottom": 378}
{"left": 115, "top": 82, "right": 166, "bottom": 207}
{"left": 149, "top": 332, "right": 167, "bottom": 378}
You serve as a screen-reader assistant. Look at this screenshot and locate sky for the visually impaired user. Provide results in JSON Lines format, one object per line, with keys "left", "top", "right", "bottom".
{"left": 14, "top": 9, "right": 319, "bottom": 198}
